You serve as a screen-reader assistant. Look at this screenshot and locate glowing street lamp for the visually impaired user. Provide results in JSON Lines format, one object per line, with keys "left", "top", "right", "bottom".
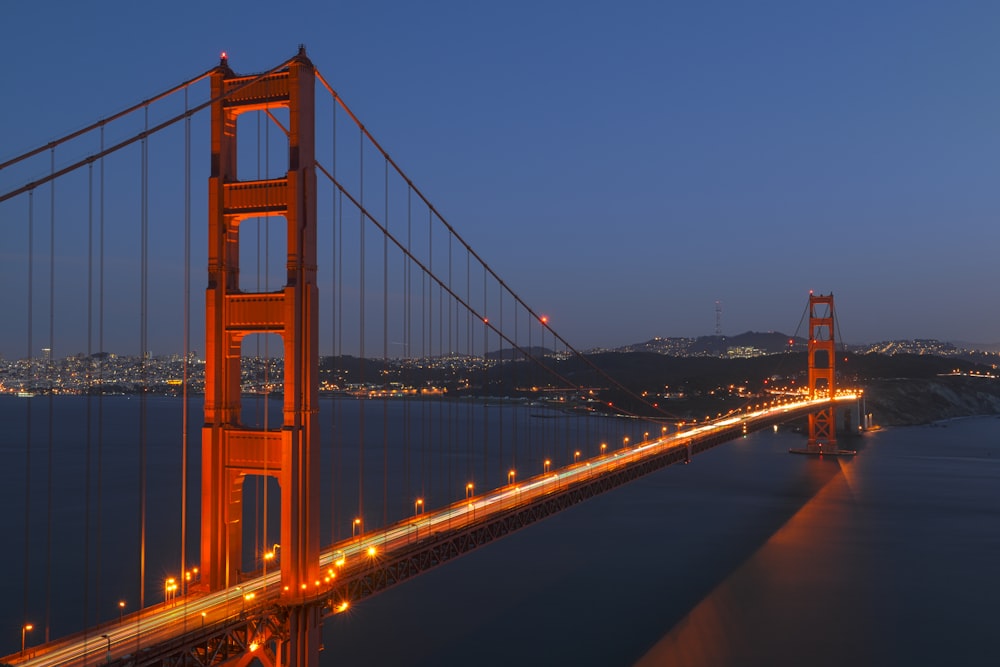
{"left": 623, "top": 436, "right": 629, "bottom": 449}
{"left": 264, "top": 544, "right": 281, "bottom": 563}
{"left": 118, "top": 600, "right": 125, "bottom": 624}
{"left": 574, "top": 450, "right": 580, "bottom": 462}
{"left": 352, "top": 518, "right": 362, "bottom": 539}
{"left": 21, "top": 624, "right": 33, "bottom": 656}
{"left": 164, "top": 577, "right": 178, "bottom": 604}
{"left": 508, "top": 469, "right": 516, "bottom": 485}
{"left": 643, "top": 431, "right": 649, "bottom": 442}
{"left": 414, "top": 498, "right": 424, "bottom": 515}
{"left": 201, "top": 612, "right": 206, "bottom": 629}
{"left": 543, "top": 459, "right": 551, "bottom": 473}
{"left": 600, "top": 443, "right": 607, "bottom": 455}
{"left": 466, "top": 482, "right": 474, "bottom": 499}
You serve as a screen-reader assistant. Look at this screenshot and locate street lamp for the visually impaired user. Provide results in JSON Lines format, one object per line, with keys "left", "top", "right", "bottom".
{"left": 21, "top": 624, "right": 33, "bottom": 656}
{"left": 508, "top": 469, "right": 516, "bottom": 485}
{"left": 574, "top": 450, "right": 580, "bottom": 462}
{"left": 414, "top": 498, "right": 424, "bottom": 515}
{"left": 118, "top": 600, "right": 125, "bottom": 624}
{"left": 543, "top": 459, "right": 551, "bottom": 473}
{"left": 623, "top": 436, "right": 629, "bottom": 449}
{"left": 100, "top": 634, "right": 111, "bottom": 664}
{"left": 644, "top": 431, "right": 649, "bottom": 442}
{"left": 164, "top": 577, "right": 178, "bottom": 604}
{"left": 264, "top": 543, "right": 281, "bottom": 562}
{"left": 600, "top": 443, "right": 607, "bottom": 455}
{"left": 352, "top": 517, "right": 362, "bottom": 539}
{"left": 466, "top": 482, "right": 474, "bottom": 499}
{"left": 200, "top": 612, "right": 206, "bottom": 629}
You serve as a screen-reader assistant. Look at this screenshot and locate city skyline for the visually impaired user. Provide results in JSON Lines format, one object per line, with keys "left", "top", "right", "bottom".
{"left": 2, "top": 1, "right": 998, "bottom": 356}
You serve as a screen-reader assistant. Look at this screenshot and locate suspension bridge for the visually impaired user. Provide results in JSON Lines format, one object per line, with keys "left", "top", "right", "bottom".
{"left": 0, "top": 48, "right": 858, "bottom": 667}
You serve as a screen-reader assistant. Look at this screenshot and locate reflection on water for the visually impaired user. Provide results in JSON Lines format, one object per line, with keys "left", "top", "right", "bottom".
{"left": 635, "top": 417, "right": 1000, "bottom": 667}
{"left": 321, "top": 417, "right": 1000, "bottom": 666}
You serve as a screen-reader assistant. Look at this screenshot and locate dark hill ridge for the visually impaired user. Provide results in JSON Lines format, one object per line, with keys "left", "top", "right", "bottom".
{"left": 619, "top": 331, "right": 804, "bottom": 356}
{"left": 862, "top": 376, "right": 1000, "bottom": 426}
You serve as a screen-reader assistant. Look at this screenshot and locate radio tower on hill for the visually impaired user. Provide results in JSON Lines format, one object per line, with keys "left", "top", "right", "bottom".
{"left": 715, "top": 300, "right": 722, "bottom": 336}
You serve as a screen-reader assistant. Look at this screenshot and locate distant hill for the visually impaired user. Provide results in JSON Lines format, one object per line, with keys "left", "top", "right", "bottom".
{"left": 615, "top": 331, "right": 804, "bottom": 356}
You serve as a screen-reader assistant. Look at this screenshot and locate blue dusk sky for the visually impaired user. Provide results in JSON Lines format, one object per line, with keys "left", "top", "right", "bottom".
{"left": 1, "top": 0, "right": 998, "bottom": 355}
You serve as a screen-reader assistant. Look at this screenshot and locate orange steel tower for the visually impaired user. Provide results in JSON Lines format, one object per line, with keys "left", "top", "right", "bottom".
{"left": 806, "top": 292, "right": 836, "bottom": 451}
{"left": 201, "top": 48, "right": 320, "bottom": 664}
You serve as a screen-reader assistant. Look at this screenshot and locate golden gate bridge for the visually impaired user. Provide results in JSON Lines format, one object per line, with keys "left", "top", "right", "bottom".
{"left": 0, "top": 48, "right": 857, "bottom": 667}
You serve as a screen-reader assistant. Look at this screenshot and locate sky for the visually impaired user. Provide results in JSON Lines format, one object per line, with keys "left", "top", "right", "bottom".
{"left": 1, "top": 0, "right": 999, "bottom": 356}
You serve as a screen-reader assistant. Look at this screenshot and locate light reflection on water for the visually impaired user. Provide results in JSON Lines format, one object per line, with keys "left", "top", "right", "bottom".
{"left": 321, "top": 416, "right": 1000, "bottom": 666}
{"left": 634, "top": 417, "right": 1000, "bottom": 667}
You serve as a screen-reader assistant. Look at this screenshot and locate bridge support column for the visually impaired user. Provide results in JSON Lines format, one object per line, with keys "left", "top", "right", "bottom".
{"left": 791, "top": 292, "right": 855, "bottom": 456}
{"left": 283, "top": 605, "right": 321, "bottom": 667}
{"left": 201, "top": 47, "right": 321, "bottom": 664}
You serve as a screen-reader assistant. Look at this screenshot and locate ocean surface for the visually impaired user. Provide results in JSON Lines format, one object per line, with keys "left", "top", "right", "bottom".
{"left": 2, "top": 397, "right": 999, "bottom": 665}
{"left": 321, "top": 415, "right": 1000, "bottom": 667}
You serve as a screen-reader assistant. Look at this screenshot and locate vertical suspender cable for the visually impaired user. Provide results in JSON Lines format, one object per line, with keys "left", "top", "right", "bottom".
{"left": 446, "top": 235, "right": 452, "bottom": 505}
{"left": 180, "top": 85, "right": 191, "bottom": 596}
{"left": 23, "top": 190, "right": 34, "bottom": 636}
{"left": 96, "top": 126, "right": 105, "bottom": 622}
{"left": 482, "top": 266, "right": 488, "bottom": 487}
{"left": 139, "top": 105, "right": 149, "bottom": 618}
{"left": 263, "top": 100, "right": 272, "bottom": 565}
{"left": 84, "top": 161, "right": 93, "bottom": 634}
{"left": 254, "top": 110, "right": 263, "bottom": 557}
{"left": 336, "top": 190, "right": 344, "bottom": 540}
{"left": 45, "top": 148, "right": 55, "bottom": 643}
{"left": 358, "top": 127, "right": 365, "bottom": 530}
{"left": 403, "top": 188, "right": 411, "bottom": 508}
{"left": 466, "top": 251, "right": 472, "bottom": 487}
{"left": 330, "top": 98, "right": 338, "bottom": 543}
{"left": 382, "top": 158, "right": 389, "bottom": 531}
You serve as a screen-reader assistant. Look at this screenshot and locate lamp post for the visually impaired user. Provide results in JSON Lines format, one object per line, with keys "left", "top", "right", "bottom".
{"left": 164, "top": 577, "right": 177, "bottom": 604}
{"left": 543, "top": 459, "right": 551, "bottom": 473}
{"left": 100, "top": 634, "right": 111, "bottom": 664}
{"left": 623, "top": 436, "right": 629, "bottom": 449}
{"left": 352, "top": 518, "right": 362, "bottom": 540}
{"left": 118, "top": 601, "right": 125, "bottom": 624}
{"left": 414, "top": 498, "right": 424, "bottom": 515}
{"left": 21, "top": 624, "right": 33, "bottom": 656}
{"left": 466, "top": 482, "right": 474, "bottom": 499}
{"left": 508, "top": 469, "right": 516, "bottom": 485}
{"left": 574, "top": 450, "right": 580, "bottom": 463}
{"left": 600, "top": 443, "right": 607, "bottom": 455}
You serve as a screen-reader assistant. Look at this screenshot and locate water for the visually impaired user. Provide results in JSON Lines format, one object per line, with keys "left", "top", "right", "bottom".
{"left": 0, "top": 394, "right": 629, "bottom": 655}
{"left": 2, "top": 398, "right": 999, "bottom": 665}
{"left": 321, "top": 416, "right": 1000, "bottom": 666}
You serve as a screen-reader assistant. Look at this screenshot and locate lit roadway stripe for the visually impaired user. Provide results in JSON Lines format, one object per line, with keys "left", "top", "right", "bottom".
{"left": 12, "top": 395, "right": 855, "bottom": 667}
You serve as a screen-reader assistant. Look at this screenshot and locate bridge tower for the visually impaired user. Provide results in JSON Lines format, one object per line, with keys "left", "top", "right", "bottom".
{"left": 202, "top": 48, "right": 320, "bottom": 665}
{"left": 806, "top": 292, "right": 836, "bottom": 451}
